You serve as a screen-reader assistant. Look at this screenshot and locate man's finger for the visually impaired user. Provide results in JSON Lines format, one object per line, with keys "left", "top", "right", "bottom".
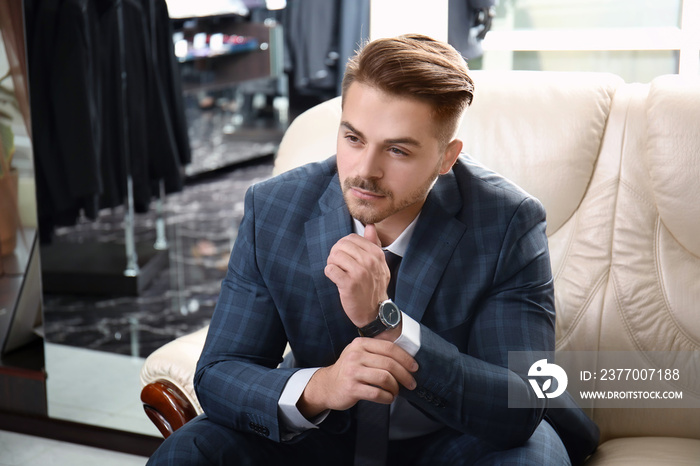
{"left": 354, "top": 366, "right": 401, "bottom": 398}
{"left": 360, "top": 352, "right": 417, "bottom": 391}
{"left": 357, "top": 338, "right": 419, "bottom": 371}
{"left": 353, "top": 383, "right": 396, "bottom": 405}
{"left": 352, "top": 338, "right": 419, "bottom": 392}
{"left": 338, "top": 232, "right": 383, "bottom": 257}
{"left": 364, "top": 224, "right": 382, "bottom": 247}
{"left": 327, "top": 237, "right": 386, "bottom": 278}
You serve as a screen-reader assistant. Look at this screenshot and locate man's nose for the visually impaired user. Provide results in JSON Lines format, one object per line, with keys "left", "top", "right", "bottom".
{"left": 357, "top": 146, "right": 383, "bottom": 179}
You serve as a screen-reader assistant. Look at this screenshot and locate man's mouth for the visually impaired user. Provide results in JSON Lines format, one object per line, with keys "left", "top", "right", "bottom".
{"left": 350, "top": 186, "right": 384, "bottom": 200}
{"left": 344, "top": 177, "right": 391, "bottom": 201}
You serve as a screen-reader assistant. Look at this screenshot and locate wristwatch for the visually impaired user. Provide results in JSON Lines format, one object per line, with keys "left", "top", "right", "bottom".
{"left": 357, "top": 299, "right": 401, "bottom": 337}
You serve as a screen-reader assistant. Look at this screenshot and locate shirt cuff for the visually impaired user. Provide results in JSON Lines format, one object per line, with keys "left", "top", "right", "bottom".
{"left": 394, "top": 311, "right": 421, "bottom": 356}
{"left": 278, "top": 367, "right": 329, "bottom": 440}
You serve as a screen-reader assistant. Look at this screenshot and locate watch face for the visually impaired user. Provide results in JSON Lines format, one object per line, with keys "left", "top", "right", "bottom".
{"left": 380, "top": 301, "right": 401, "bottom": 328}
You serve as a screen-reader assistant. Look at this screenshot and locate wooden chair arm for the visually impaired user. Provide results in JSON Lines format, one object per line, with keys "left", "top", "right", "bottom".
{"left": 141, "top": 379, "right": 198, "bottom": 438}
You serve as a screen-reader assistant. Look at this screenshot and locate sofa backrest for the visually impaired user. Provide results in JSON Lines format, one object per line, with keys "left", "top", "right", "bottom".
{"left": 592, "top": 75, "right": 700, "bottom": 442}
{"left": 273, "top": 96, "right": 342, "bottom": 176}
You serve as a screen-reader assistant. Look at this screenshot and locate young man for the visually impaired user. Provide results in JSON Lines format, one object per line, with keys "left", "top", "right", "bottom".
{"left": 148, "top": 34, "right": 597, "bottom": 465}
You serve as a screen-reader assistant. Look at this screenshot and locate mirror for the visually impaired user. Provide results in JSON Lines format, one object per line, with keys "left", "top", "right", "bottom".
{"left": 20, "top": 0, "right": 285, "bottom": 438}
{"left": 0, "top": 0, "right": 162, "bottom": 436}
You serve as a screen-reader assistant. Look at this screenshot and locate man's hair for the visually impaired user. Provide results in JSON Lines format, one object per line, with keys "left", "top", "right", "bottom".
{"left": 341, "top": 34, "right": 475, "bottom": 146}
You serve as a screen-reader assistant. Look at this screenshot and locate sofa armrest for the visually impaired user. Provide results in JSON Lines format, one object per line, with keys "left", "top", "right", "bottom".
{"left": 140, "top": 326, "right": 209, "bottom": 436}
{"left": 141, "top": 379, "right": 198, "bottom": 438}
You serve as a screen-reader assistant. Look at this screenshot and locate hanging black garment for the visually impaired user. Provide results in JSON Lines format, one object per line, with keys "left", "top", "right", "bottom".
{"left": 26, "top": 0, "right": 66, "bottom": 241}
{"left": 140, "top": 0, "right": 191, "bottom": 166}
{"left": 26, "top": 0, "right": 103, "bottom": 242}
{"left": 50, "top": 0, "right": 103, "bottom": 215}
{"left": 96, "top": 0, "right": 183, "bottom": 213}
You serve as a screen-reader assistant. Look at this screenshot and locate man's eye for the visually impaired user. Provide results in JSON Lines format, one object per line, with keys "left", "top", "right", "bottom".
{"left": 346, "top": 135, "right": 360, "bottom": 143}
{"left": 389, "top": 147, "right": 407, "bottom": 156}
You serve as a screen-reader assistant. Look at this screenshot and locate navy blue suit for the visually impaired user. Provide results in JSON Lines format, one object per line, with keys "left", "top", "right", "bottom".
{"left": 149, "top": 155, "right": 597, "bottom": 465}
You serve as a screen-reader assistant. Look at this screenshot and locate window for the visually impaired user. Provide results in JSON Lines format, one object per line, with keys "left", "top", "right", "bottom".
{"left": 480, "top": 0, "right": 700, "bottom": 82}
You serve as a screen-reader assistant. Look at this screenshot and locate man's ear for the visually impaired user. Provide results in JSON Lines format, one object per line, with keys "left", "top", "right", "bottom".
{"left": 440, "top": 139, "right": 463, "bottom": 175}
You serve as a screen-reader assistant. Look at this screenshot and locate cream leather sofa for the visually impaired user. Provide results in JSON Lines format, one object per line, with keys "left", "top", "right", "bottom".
{"left": 140, "top": 71, "right": 700, "bottom": 464}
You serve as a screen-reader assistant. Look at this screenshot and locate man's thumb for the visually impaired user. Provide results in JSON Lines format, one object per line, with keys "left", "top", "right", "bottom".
{"left": 364, "top": 224, "right": 382, "bottom": 247}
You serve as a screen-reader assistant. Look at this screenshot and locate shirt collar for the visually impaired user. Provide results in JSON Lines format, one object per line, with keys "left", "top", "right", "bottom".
{"left": 352, "top": 214, "right": 421, "bottom": 258}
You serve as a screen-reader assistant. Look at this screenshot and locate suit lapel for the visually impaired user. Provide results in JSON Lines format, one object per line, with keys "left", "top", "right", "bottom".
{"left": 305, "top": 174, "right": 357, "bottom": 360}
{"left": 395, "top": 172, "right": 467, "bottom": 323}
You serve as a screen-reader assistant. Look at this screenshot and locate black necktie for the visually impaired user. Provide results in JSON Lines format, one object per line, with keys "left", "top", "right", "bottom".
{"left": 354, "top": 250, "right": 402, "bottom": 466}
{"left": 384, "top": 250, "right": 401, "bottom": 301}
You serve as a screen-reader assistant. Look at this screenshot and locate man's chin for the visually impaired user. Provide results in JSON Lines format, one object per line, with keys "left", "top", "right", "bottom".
{"left": 347, "top": 202, "right": 388, "bottom": 226}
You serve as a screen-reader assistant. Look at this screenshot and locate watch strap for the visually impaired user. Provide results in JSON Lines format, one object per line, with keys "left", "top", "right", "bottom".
{"left": 357, "top": 315, "right": 387, "bottom": 338}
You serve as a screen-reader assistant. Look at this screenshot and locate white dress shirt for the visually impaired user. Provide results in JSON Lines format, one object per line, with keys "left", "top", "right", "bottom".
{"left": 278, "top": 215, "right": 444, "bottom": 440}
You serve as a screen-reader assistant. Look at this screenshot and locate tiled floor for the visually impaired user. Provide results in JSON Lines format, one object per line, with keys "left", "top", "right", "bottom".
{"left": 44, "top": 343, "right": 161, "bottom": 436}
{"left": 0, "top": 430, "right": 148, "bottom": 466}
{"left": 0, "top": 343, "right": 158, "bottom": 464}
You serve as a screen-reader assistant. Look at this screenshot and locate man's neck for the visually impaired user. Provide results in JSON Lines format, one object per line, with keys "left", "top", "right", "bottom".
{"left": 375, "top": 222, "right": 407, "bottom": 247}
{"left": 374, "top": 197, "right": 430, "bottom": 245}
{"left": 353, "top": 215, "right": 420, "bottom": 256}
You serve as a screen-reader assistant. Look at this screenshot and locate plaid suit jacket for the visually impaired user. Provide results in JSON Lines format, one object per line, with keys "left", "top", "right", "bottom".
{"left": 194, "top": 154, "right": 597, "bottom": 459}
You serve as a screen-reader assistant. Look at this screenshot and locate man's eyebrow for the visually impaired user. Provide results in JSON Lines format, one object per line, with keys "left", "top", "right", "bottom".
{"left": 385, "top": 136, "right": 422, "bottom": 148}
{"left": 340, "top": 121, "right": 364, "bottom": 139}
{"left": 340, "top": 121, "right": 422, "bottom": 148}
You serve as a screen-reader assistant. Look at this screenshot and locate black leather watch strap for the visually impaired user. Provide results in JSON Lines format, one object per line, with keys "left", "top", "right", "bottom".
{"left": 357, "top": 315, "right": 387, "bottom": 338}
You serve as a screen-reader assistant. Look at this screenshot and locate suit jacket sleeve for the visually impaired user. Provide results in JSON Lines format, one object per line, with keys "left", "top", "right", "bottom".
{"left": 401, "top": 196, "right": 555, "bottom": 450}
{"left": 194, "top": 184, "right": 297, "bottom": 443}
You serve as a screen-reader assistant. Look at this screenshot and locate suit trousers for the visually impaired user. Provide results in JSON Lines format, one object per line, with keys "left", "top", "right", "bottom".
{"left": 147, "top": 413, "right": 571, "bottom": 466}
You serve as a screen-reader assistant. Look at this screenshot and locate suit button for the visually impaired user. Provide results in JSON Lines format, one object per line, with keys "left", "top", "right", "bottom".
{"left": 249, "top": 422, "right": 270, "bottom": 437}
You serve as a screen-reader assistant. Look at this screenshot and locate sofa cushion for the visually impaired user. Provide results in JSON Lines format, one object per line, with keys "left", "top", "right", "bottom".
{"left": 585, "top": 437, "right": 700, "bottom": 465}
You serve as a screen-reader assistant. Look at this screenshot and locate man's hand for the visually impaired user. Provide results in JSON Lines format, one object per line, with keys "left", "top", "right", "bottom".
{"left": 325, "top": 224, "right": 389, "bottom": 327}
{"left": 297, "top": 338, "right": 418, "bottom": 419}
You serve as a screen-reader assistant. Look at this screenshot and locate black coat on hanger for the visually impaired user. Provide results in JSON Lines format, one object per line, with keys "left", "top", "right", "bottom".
{"left": 96, "top": 0, "right": 184, "bottom": 213}
{"left": 140, "top": 0, "right": 192, "bottom": 167}
{"left": 26, "top": 0, "right": 103, "bottom": 241}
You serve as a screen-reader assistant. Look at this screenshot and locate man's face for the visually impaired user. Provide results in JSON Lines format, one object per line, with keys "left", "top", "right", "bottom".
{"left": 337, "top": 82, "right": 457, "bottom": 230}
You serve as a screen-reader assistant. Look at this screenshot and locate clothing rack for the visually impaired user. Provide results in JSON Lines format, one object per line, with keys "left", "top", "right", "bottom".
{"left": 116, "top": 0, "right": 169, "bottom": 276}
{"left": 116, "top": 0, "right": 140, "bottom": 277}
